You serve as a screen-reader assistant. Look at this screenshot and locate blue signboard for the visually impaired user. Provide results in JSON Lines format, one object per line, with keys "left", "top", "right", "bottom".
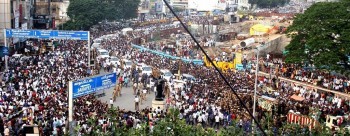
{"left": 72, "top": 73, "right": 117, "bottom": 98}
{"left": 0, "top": 46, "right": 9, "bottom": 57}
{"left": 95, "top": 73, "right": 117, "bottom": 92}
{"left": 5, "top": 29, "right": 89, "bottom": 40}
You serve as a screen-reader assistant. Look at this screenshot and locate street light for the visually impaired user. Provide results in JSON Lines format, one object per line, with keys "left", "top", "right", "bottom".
{"left": 252, "top": 46, "right": 261, "bottom": 134}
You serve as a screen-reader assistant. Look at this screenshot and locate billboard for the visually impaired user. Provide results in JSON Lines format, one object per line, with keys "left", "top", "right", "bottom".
{"left": 70, "top": 73, "right": 117, "bottom": 98}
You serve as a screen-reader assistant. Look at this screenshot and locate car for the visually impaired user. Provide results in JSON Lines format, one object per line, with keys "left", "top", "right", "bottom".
{"left": 123, "top": 59, "right": 133, "bottom": 69}
{"left": 92, "top": 43, "right": 101, "bottom": 48}
{"left": 97, "top": 49, "right": 110, "bottom": 59}
{"left": 11, "top": 54, "right": 22, "bottom": 58}
{"left": 142, "top": 65, "right": 153, "bottom": 76}
{"left": 182, "top": 74, "right": 196, "bottom": 82}
{"left": 160, "top": 69, "right": 174, "bottom": 82}
{"left": 109, "top": 56, "right": 120, "bottom": 67}
{"left": 93, "top": 38, "right": 102, "bottom": 44}
{"left": 174, "top": 74, "right": 196, "bottom": 82}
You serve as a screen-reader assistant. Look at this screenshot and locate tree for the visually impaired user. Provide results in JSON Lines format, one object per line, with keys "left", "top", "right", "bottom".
{"left": 63, "top": 0, "right": 140, "bottom": 30}
{"left": 285, "top": 1, "right": 350, "bottom": 71}
{"left": 249, "top": 0, "right": 290, "bottom": 9}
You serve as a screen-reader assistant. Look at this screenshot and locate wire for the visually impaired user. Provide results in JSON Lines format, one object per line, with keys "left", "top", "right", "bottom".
{"left": 162, "top": 0, "right": 267, "bottom": 135}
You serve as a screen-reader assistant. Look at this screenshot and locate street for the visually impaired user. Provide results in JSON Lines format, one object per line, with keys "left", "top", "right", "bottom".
{"left": 98, "top": 82, "right": 155, "bottom": 111}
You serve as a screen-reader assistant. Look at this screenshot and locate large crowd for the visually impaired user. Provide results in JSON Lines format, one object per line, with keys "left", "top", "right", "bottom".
{"left": 1, "top": 18, "right": 350, "bottom": 136}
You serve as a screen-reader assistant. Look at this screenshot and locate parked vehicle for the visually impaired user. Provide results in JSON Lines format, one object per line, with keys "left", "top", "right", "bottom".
{"left": 97, "top": 49, "right": 110, "bottom": 59}
{"left": 160, "top": 69, "right": 174, "bottom": 82}
{"left": 142, "top": 65, "right": 153, "bottom": 76}
{"left": 109, "top": 56, "right": 120, "bottom": 67}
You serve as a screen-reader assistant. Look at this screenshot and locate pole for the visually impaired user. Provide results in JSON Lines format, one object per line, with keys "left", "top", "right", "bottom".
{"left": 88, "top": 31, "right": 91, "bottom": 68}
{"left": 4, "top": 0, "right": 8, "bottom": 71}
{"left": 68, "top": 80, "right": 73, "bottom": 134}
{"left": 269, "top": 64, "right": 272, "bottom": 87}
{"left": 177, "top": 59, "right": 181, "bottom": 80}
{"left": 252, "top": 48, "right": 259, "bottom": 134}
{"left": 4, "top": 29, "right": 8, "bottom": 71}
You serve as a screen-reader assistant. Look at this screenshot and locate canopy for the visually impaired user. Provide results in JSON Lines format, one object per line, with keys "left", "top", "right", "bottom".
{"left": 249, "top": 24, "right": 272, "bottom": 36}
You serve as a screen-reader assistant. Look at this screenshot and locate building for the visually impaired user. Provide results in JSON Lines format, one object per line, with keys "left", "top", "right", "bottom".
{"left": 307, "top": 0, "right": 339, "bottom": 2}
{"left": 138, "top": 0, "right": 151, "bottom": 21}
{"left": 0, "top": 0, "right": 11, "bottom": 44}
{"left": 0, "top": 0, "right": 70, "bottom": 45}
{"left": 170, "top": 0, "right": 188, "bottom": 8}
{"left": 188, "top": 0, "right": 250, "bottom": 12}
{"left": 188, "top": 0, "right": 231, "bottom": 12}
{"left": 0, "top": 0, "right": 33, "bottom": 44}
{"left": 34, "top": 0, "right": 70, "bottom": 29}
{"left": 237, "top": 0, "right": 250, "bottom": 10}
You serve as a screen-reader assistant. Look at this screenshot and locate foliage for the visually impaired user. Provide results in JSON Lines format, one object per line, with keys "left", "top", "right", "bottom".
{"left": 285, "top": 1, "right": 350, "bottom": 71}
{"left": 71, "top": 107, "right": 349, "bottom": 135}
{"left": 219, "top": 126, "right": 244, "bottom": 136}
{"left": 64, "top": 0, "right": 140, "bottom": 30}
{"left": 249, "top": 0, "right": 290, "bottom": 8}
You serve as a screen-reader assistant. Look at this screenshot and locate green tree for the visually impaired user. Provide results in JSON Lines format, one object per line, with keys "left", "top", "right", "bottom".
{"left": 285, "top": 1, "right": 350, "bottom": 71}
{"left": 249, "top": 0, "right": 290, "bottom": 9}
{"left": 63, "top": 0, "right": 140, "bottom": 30}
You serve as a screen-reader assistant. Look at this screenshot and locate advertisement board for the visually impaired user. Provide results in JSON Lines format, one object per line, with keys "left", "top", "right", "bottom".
{"left": 71, "top": 73, "right": 117, "bottom": 98}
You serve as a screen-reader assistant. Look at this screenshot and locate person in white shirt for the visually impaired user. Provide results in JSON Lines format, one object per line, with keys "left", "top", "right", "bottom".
{"left": 134, "top": 95, "right": 139, "bottom": 111}
{"left": 214, "top": 114, "right": 220, "bottom": 129}
{"left": 109, "top": 98, "right": 114, "bottom": 108}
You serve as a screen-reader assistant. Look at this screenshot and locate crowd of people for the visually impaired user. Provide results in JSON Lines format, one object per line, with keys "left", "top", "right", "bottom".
{"left": 91, "top": 20, "right": 350, "bottom": 134}
{"left": 1, "top": 17, "right": 350, "bottom": 136}
{"left": 260, "top": 58, "right": 350, "bottom": 93}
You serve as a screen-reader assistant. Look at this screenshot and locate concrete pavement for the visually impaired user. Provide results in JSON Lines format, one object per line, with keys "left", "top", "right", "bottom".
{"left": 98, "top": 83, "right": 155, "bottom": 111}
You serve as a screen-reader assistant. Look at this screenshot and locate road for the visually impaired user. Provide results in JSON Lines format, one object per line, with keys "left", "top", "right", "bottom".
{"left": 98, "top": 82, "right": 155, "bottom": 111}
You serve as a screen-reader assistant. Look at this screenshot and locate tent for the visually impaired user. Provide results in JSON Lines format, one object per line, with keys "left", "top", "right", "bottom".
{"left": 249, "top": 24, "right": 272, "bottom": 36}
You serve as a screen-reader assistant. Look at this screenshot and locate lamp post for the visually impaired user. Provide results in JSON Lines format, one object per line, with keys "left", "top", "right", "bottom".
{"left": 252, "top": 47, "right": 260, "bottom": 134}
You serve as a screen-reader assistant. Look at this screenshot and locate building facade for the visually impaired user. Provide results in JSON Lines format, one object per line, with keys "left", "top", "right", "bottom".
{"left": 0, "top": 0, "right": 70, "bottom": 45}
{"left": 0, "top": 0, "right": 11, "bottom": 44}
